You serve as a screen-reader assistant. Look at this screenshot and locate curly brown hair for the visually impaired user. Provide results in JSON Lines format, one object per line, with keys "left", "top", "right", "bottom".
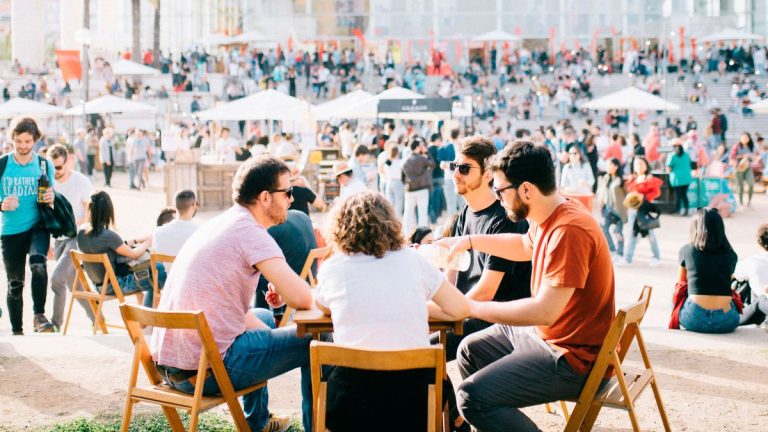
{"left": 327, "top": 191, "right": 404, "bottom": 258}
{"left": 758, "top": 224, "right": 768, "bottom": 251}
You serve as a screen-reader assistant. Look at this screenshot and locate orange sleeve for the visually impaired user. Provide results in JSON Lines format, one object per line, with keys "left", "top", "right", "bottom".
{"left": 541, "top": 226, "right": 593, "bottom": 289}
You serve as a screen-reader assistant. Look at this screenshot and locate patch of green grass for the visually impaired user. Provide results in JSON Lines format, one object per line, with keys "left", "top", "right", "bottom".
{"left": 35, "top": 412, "right": 303, "bottom": 432}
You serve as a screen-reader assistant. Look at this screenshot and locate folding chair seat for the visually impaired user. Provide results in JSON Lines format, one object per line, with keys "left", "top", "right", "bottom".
{"left": 119, "top": 303, "right": 266, "bottom": 432}
{"left": 62, "top": 251, "right": 144, "bottom": 335}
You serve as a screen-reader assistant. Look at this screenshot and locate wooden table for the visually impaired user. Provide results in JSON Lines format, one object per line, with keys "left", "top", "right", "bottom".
{"left": 293, "top": 308, "right": 464, "bottom": 339}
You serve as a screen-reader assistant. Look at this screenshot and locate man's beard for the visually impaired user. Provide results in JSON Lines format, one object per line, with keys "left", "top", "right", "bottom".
{"left": 505, "top": 193, "right": 529, "bottom": 222}
{"left": 455, "top": 176, "right": 482, "bottom": 196}
{"left": 268, "top": 201, "right": 287, "bottom": 225}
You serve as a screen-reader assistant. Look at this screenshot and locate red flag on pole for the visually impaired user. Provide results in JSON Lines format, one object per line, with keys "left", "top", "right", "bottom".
{"left": 691, "top": 37, "right": 697, "bottom": 61}
{"left": 55, "top": 50, "right": 82, "bottom": 81}
{"left": 287, "top": 36, "right": 293, "bottom": 52}
{"left": 548, "top": 26, "right": 557, "bottom": 64}
{"left": 679, "top": 26, "right": 685, "bottom": 61}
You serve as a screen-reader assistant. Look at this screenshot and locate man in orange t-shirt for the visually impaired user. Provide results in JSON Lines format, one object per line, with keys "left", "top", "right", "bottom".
{"left": 440, "top": 140, "right": 615, "bottom": 432}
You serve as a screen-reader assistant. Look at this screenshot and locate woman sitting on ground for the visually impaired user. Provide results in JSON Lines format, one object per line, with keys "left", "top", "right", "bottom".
{"left": 76, "top": 191, "right": 154, "bottom": 307}
{"left": 735, "top": 224, "right": 768, "bottom": 327}
{"left": 315, "top": 191, "right": 469, "bottom": 432}
{"left": 678, "top": 208, "right": 739, "bottom": 334}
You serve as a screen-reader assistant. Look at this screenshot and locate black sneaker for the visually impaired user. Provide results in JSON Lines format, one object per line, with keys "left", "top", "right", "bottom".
{"left": 33, "top": 314, "right": 56, "bottom": 333}
{"left": 12, "top": 330, "right": 23, "bottom": 336}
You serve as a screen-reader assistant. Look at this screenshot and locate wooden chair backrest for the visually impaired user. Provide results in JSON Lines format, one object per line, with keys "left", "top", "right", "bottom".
{"left": 564, "top": 285, "right": 655, "bottom": 431}
{"left": 119, "top": 303, "right": 239, "bottom": 401}
{"left": 298, "top": 245, "right": 333, "bottom": 288}
{"left": 149, "top": 253, "right": 175, "bottom": 308}
{"left": 70, "top": 250, "right": 125, "bottom": 300}
{"left": 309, "top": 341, "right": 444, "bottom": 432}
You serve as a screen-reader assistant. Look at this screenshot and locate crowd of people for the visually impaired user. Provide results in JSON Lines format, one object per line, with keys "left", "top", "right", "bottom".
{"left": 1, "top": 111, "right": 766, "bottom": 432}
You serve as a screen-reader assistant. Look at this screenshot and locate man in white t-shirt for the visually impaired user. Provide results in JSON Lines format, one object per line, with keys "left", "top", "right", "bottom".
{"left": 46, "top": 144, "right": 94, "bottom": 330}
{"left": 153, "top": 190, "right": 199, "bottom": 273}
{"left": 735, "top": 224, "right": 768, "bottom": 326}
{"left": 334, "top": 161, "right": 367, "bottom": 200}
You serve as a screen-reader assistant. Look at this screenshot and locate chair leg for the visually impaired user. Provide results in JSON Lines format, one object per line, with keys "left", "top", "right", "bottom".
{"left": 62, "top": 294, "right": 77, "bottom": 336}
{"left": 564, "top": 401, "right": 593, "bottom": 432}
{"left": 627, "top": 405, "right": 642, "bottom": 432}
{"left": 119, "top": 398, "right": 133, "bottom": 432}
{"left": 559, "top": 400, "right": 570, "bottom": 421}
{"left": 92, "top": 299, "right": 107, "bottom": 335}
{"left": 161, "top": 406, "right": 186, "bottom": 432}
{"left": 545, "top": 402, "right": 554, "bottom": 414}
{"left": 189, "top": 407, "right": 200, "bottom": 432}
{"left": 650, "top": 378, "right": 672, "bottom": 431}
{"left": 579, "top": 403, "right": 603, "bottom": 432}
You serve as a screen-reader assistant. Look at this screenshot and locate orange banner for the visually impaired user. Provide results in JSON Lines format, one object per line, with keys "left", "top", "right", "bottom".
{"left": 55, "top": 50, "right": 82, "bottom": 81}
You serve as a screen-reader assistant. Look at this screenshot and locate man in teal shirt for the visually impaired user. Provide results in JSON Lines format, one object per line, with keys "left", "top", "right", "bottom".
{"left": 1, "top": 118, "right": 56, "bottom": 334}
{"left": 666, "top": 139, "right": 693, "bottom": 216}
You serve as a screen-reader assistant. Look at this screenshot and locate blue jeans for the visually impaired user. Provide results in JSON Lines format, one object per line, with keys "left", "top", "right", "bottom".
{"left": 428, "top": 179, "right": 445, "bottom": 224}
{"left": 601, "top": 206, "right": 624, "bottom": 255}
{"left": 385, "top": 179, "right": 405, "bottom": 218}
{"left": 106, "top": 264, "right": 166, "bottom": 308}
{"left": 679, "top": 298, "right": 739, "bottom": 334}
{"left": 623, "top": 208, "right": 660, "bottom": 263}
{"left": 167, "top": 308, "right": 312, "bottom": 431}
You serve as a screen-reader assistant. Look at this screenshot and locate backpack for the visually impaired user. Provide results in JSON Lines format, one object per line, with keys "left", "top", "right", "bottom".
{"left": 0, "top": 154, "right": 77, "bottom": 238}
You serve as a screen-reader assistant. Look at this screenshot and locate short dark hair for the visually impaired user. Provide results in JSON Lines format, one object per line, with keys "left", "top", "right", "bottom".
{"left": 410, "top": 138, "right": 424, "bottom": 151}
{"left": 174, "top": 189, "right": 197, "bottom": 213}
{"left": 409, "top": 227, "right": 433, "bottom": 245}
{"left": 450, "top": 129, "right": 460, "bottom": 140}
{"left": 12, "top": 117, "right": 42, "bottom": 141}
{"left": 430, "top": 133, "right": 441, "bottom": 143}
{"left": 490, "top": 140, "right": 557, "bottom": 195}
{"left": 757, "top": 224, "right": 768, "bottom": 251}
{"left": 354, "top": 145, "right": 370, "bottom": 157}
{"left": 231, "top": 155, "right": 290, "bottom": 206}
{"left": 46, "top": 143, "right": 68, "bottom": 161}
{"left": 690, "top": 208, "right": 732, "bottom": 253}
{"left": 459, "top": 136, "right": 497, "bottom": 174}
{"left": 156, "top": 207, "right": 177, "bottom": 227}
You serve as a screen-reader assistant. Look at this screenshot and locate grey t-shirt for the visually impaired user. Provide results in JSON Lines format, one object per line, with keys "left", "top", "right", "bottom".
{"left": 76, "top": 228, "right": 127, "bottom": 283}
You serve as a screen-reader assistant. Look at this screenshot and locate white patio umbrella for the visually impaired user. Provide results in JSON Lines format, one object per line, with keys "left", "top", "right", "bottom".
{"left": 196, "top": 89, "right": 312, "bottom": 121}
{"left": 111, "top": 59, "right": 160, "bottom": 76}
{"left": 0, "top": 98, "right": 64, "bottom": 119}
{"left": 230, "top": 30, "right": 274, "bottom": 44}
{"left": 748, "top": 97, "right": 768, "bottom": 114}
{"left": 329, "top": 87, "right": 425, "bottom": 120}
{"left": 472, "top": 30, "right": 521, "bottom": 42}
{"left": 314, "top": 90, "right": 374, "bottom": 121}
{"left": 63, "top": 95, "right": 156, "bottom": 115}
{"left": 700, "top": 28, "right": 764, "bottom": 42}
{"left": 583, "top": 87, "right": 680, "bottom": 135}
{"left": 198, "top": 33, "right": 234, "bottom": 46}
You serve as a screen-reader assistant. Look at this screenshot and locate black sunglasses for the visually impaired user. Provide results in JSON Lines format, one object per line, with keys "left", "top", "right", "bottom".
{"left": 269, "top": 186, "right": 293, "bottom": 199}
{"left": 54, "top": 165, "right": 65, "bottom": 171}
{"left": 493, "top": 184, "right": 517, "bottom": 200}
{"left": 449, "top": 162, "right": 480, "bottom": 176}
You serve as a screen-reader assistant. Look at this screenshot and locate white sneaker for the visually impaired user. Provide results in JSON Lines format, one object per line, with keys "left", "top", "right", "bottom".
{"left": 649, "top": 258, "right": 661, "bottom": 268}
{"left": 614, "top": 258, "right": 631, "bottom": 267}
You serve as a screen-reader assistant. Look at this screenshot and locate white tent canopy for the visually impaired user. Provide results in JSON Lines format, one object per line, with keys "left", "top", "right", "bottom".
{"left": 748, "top": 98, "right": 768, "bottom": 114}
{"left": 112, "top": 59, "right": 160, "bottom": 76}
{"left": 582, "top": 87, "right": 681, "bottom": 111}
{"left": 472, "top": 30, "right": 521, "bottom": 42}
{"left": 198, "top": 33, "right": 233, "bottom": 46}
{"left": 699, "top": 28, "right": 764, "bottom": 42}
{"left": 329, "top": 87, "right": 425, "bottom": 120}
{"left": 196, "top": 89, "right": 312, "bottom": 121}
{"left": 0, "top": 98, "right": 64, "bottom": 119}
{"left": 314, "top": 90, "right": 374, "bottom": 121}
{"left": 330, "top": 87, "right": 471, "bottom": 120}
{"left": 230, "top": 30, "right": 273, "bottom": 44}
{"left": 63, "top": 95, "right": 156, "bottom": 115}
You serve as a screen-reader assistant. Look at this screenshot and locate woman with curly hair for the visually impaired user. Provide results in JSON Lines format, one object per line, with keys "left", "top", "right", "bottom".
{"left": 315, "top": 191, "right": 468, "bottom": 432}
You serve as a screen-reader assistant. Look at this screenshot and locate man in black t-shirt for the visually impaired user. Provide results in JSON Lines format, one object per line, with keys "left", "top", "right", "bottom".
{"left": 432, "top": 136, "right": 532, "bottom": 360}
{"left": 288, "top": 169, "right": 326, "bottom": 216}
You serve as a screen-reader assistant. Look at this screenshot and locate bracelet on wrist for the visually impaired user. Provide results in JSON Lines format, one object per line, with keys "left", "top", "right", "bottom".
{"left": 468, "top": 235, "right": 473, "bottom": 250}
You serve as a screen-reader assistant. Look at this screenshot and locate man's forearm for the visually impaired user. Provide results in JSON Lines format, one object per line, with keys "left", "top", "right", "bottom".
{"left": 470, "top": 233, "right": 532, "bottom": 262}
{"left": 470, "top": 298, "right": 545, "bottom": 326}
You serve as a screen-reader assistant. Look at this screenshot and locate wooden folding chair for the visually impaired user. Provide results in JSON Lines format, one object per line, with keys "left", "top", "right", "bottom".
{"left": 310, "top": 341, "right": 444, "bottom": 432}
{"left": 279, "top": 245, "right": 333, "bottom": 327}
{"left": 150, "top": 253, "right": 176, "bottom": 309}
{"left": 564, "top": 285, "right": 671, "bottom": 432}
{"left": 119, "top": 303, "right": 267, "bottom": 432}
{"left": 62, "top": 251, "right": 145, "bottom": 335}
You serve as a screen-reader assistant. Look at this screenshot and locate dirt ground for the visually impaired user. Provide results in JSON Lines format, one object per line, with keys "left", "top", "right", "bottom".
{"left": 1, "top": 170, "right": 767, "bottom": 431}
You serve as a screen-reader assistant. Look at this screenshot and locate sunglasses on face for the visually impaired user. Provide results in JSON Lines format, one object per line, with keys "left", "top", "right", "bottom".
{"left": 493, "top": 184, "right": 517, "bottom": 200}
{"left": 449, "top": 162, "right": 480, "bottom": 176}
{"left": 269, "top": 186, "right": 293, "bottom": 200}
{"left": 54, "top": 165, "right": 65, "bottom": 171}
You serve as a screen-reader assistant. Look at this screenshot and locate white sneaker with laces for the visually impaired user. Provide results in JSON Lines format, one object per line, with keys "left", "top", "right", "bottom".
{"left": 614, "top": 258, "right": 631, "bottom": 267}
{"left": 649, "top": 258, "right": 661, "bottom": 268}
